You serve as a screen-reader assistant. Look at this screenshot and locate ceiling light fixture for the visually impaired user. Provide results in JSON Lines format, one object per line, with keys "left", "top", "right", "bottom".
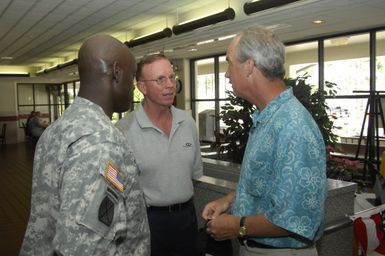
{"left": 196, "top": 39, "right": 215, "bottom": 45}
{"left": 125, "top": 28, "right": 172, "bottom": 48}
{"left": 0, "top": 72, "right": 29, "bottom": 77}
{"left": 312, "top": 19, "right": 324, "bottom": 24}
{"left": 330, "top": 37, "right": 350, "bottom": 46}
{"left": 218, "top": 34, "right": 236, "bottom": 41}
{"left": 244, "top": 0, "right": 301, "bottom": 15}
{"left": 36, "top": 59, "right": 78, "bottom": 76}
{"left": 172, "top": 8, "right": 235, "bottom": 35}
{"left": 1, "top": 56, "right": 13, "bottom": 60}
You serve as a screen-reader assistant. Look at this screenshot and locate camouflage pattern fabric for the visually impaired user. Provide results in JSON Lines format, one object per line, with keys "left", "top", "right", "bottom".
{"left": 20, "top": 97, "right": 150, "bottom": 256}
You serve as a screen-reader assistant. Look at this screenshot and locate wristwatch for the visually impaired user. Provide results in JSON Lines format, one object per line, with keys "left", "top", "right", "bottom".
{"left": 239, "top": 216, "right": 247, "bottom": 237}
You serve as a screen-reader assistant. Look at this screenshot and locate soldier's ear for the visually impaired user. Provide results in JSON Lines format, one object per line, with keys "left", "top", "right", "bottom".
{"left": 112, "top": 61, "right": 121, "bottom": 83}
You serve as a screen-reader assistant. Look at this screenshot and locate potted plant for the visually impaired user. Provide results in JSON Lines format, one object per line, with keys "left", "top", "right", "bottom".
{"left": 211, "top": 75, "right": 364, "bottom": 182}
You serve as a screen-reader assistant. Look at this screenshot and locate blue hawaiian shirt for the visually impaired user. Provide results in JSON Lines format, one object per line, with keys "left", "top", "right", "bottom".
{"left": 232, "top": 87, "right": 327, "bottom": 248}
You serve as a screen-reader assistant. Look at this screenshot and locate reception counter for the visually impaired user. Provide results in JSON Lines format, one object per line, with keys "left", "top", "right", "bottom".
{"left": 193, "top": 158, "right": 357, "bottom": 256}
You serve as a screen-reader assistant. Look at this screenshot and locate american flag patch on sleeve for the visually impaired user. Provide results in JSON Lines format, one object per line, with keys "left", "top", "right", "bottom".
{"left": 105, "top": 162, "right": 125, "bottom": 192}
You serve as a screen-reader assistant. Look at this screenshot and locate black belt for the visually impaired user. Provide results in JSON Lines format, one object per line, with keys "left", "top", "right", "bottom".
{"left": 238, "top": 238, "right": 313, "bottom": 249}
{"left": 147, "top": 198, "right": 193, "bottom": 212}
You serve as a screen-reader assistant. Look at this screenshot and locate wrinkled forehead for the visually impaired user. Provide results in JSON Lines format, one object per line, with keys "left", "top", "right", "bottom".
{"left": 143, "top": 58, "right": 173, "bottom": 73}
{"left": 226, "top": 36, "right": 240, "bottom": 62}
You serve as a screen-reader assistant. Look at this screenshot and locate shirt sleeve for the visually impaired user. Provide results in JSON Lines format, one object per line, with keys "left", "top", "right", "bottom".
{"left": 191, "top": 120, "right": 203, "bottom": 179}
{"left": 52, "top": 132, "right": 149, "bottom": 255}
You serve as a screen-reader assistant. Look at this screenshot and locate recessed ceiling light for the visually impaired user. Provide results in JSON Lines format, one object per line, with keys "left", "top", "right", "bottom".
{"left": 218, "top": 34, "right": 236, "bottom": 41}
{"left": 312, "top": 19, "right": 324, "bottom": 24}
{"left": 197, "top": 39, "right": 215, "bottom": 45}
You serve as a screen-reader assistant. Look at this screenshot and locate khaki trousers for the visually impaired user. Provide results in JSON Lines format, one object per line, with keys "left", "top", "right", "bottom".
{"left": 239, "top": 244, "right": 318, "bottom": 256}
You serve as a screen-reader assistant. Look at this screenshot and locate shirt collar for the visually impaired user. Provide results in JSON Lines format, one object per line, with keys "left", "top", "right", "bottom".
{"left": 135, "top": 101, "right": 185, "bottom": 128}
{"left": 252, "top": 87, "right": 293, "bottom": 126}
{"left": 74, "top": 96, "right": 110, "bottom": 120}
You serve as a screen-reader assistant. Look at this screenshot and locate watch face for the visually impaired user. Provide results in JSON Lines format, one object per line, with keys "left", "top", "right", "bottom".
{"left": 239, "top": 226, "right": 247, "bottom": 237}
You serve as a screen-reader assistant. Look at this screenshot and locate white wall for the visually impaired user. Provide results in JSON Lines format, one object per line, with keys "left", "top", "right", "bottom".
{"left": 0, "top": 79, "right": 23, "bottom": 143}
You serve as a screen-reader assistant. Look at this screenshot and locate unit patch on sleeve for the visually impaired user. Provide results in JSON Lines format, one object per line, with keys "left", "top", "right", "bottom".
{"left": 98, "top": 195, "right": 114, "bottom": 226}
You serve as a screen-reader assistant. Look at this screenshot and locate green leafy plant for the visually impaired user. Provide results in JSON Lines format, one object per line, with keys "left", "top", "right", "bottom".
{"left": 212, "top": 74, "right": 339, "bottom": 164}
{"left": 213, "top": 92, "right": 255, "bottom": 163}
{"left": 287, "top": 76, "right": 339, "bottom": 146}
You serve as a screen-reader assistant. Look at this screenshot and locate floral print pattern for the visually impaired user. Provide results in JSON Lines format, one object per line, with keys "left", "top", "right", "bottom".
{"left": 232, "top": 88, "right": 327, "bottom": 248}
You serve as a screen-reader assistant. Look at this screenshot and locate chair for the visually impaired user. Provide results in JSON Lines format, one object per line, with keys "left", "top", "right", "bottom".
{"left": 0, "top": 123, "right": 6, "bottom": 145}
{"left": 22, "top": 122, "right": 30, "bottom": 141}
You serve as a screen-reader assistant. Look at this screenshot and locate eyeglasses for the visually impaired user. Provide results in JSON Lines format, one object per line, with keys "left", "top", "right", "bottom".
{"left": 140, "top": 75, "right": 176, "bottom": 86}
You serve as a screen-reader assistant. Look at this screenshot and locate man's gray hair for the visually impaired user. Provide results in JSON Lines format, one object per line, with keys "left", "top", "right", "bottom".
{"left": 235, "top": 26, "right": 285, "bottom": 80}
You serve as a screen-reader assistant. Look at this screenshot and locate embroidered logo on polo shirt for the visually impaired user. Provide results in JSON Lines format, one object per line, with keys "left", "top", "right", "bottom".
{"left": 184, "top": 142, "right": 192, "bottom": 148}
{"left": 105, "top": 162, "right": 125, "bottom": 192}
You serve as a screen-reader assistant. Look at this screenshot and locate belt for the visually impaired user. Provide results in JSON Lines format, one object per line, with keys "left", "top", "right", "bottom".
{"left": 147, "top": 198, "right": 193, "bottom": 212}
{"left": 239, "top": 238, "right": 277, "bottom": 249}
{"left": 238, "top": 238, "right": 313, "bottom": 249}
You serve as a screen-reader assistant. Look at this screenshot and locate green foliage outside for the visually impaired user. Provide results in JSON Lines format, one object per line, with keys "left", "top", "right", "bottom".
{"left": 213, "top": 75, "right": 338, "bottom": 163}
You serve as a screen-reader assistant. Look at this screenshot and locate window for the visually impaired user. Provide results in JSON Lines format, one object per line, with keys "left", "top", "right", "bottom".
{"left": 17, "top": 82, "right": 78, "bottom": 126}
{"left": 376, "top": 30, "right": 385, "bottom": 91}
{"left": 287, "top": 34, "right": 374, "bottom": 139}
{"left": 286, "top": 41, "right": 319, "bottom": 87}
{"left": 323, "top": 33, "right": 370, "bottom": 139}
{"left": 191, "top": 28, "right": 384, "bottom": 150}
{"left": 191, "top": 56, "right": 231, "bottom": 142}
{"left": 18, "top": 83, "right": 56, "bottom": 127}
{"left": 325, "top": 34, "right": 370, "bottom": 95}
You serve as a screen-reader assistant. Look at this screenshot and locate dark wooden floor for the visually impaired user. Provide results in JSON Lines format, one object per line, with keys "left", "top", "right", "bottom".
{"left": 0, "top": 142, "right": 34, "bottom": 256}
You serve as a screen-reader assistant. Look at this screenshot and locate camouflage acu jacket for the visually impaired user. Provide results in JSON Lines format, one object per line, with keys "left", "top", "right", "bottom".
{"left": 20, "top": 97, "right": 150, "bottom": 256}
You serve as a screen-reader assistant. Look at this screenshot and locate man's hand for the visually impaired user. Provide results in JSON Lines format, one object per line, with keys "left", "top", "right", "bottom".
{"left": 201, "top": 192, "right": 235, "bottom": 220}
{"left": 206, "top": 214, "right": 240, "bottom": 241}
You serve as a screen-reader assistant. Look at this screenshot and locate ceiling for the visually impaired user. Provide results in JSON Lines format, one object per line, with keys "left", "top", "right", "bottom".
{"left": 1, "top": 0, "right": 385, "bottom": 83}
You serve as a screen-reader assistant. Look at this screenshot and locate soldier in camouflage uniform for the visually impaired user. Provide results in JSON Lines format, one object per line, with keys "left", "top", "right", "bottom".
{"left": 20, "top": 35, "right": 150, "bottom": 255}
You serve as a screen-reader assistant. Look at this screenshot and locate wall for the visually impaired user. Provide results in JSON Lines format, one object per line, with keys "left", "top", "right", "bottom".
{"left": 0, "top": 79, "right": 23, "bottom": 143}
{"left": 172, "top": 58, "right": 194, "bottom": 112}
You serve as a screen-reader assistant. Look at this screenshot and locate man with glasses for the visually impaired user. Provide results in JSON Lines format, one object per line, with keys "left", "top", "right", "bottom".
{"left": 116, "top": 54, "right": 203, "bottom": 256}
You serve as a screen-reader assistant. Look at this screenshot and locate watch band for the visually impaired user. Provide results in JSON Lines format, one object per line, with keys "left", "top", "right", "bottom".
{"left": 240, "top": 216, "right": 246, "bottom": 227}
{"left": 239, "top": 216, "right": 247, "bottom": 237}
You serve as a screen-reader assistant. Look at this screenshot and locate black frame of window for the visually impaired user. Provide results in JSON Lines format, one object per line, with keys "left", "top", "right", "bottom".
{"left": 190, "top": 26, "right": 385, "bottom": 129}
{"left": 17, "top": 80, "right": 79, "bottom": 127}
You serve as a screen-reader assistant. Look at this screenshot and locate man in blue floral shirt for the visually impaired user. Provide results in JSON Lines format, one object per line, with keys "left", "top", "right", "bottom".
{"left": 202, "top": 26, "right": 327, "bottom": 256}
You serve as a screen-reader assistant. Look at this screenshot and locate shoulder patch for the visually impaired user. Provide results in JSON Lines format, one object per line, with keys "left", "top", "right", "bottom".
{"left": 105, "top": 162, "right": 125, "bottom": 192}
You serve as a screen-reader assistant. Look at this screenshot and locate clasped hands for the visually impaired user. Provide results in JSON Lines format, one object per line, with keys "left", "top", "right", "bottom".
{"left": 201, "top": 198, "right": 240, "bottom": 241}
